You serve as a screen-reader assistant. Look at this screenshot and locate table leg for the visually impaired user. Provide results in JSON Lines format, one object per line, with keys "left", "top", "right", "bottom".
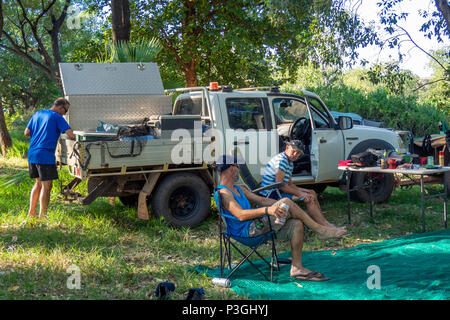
{"left": 421, "top": 175, "right": 425, "bottom": 233}
{"left": 347, "top": 170, "right": 351, "bottom": 225}
{"left": 444, "top": 171, "right": 448, "bottom": 229}
{"left": 369, "top": 175, "right": 373, "bottom": 218}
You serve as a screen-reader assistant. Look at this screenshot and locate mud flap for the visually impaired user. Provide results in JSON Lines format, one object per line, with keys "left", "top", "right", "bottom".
{"left": 137, "top": 169, "right": 162, "bottom": 220}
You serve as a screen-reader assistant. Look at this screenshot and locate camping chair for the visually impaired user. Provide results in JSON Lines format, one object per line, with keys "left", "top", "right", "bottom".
{"left": 213, "top": 182, "right": 286, "bottom": 283}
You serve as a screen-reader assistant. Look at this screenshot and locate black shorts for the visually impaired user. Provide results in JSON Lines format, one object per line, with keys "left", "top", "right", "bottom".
{"left": 28, "top": 163, "right": 58, "bottom": 181}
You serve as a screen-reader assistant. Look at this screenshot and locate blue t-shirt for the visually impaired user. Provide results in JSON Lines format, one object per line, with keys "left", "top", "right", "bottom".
{"left": 26, "top": 110, "right": 71, "bottom": 165}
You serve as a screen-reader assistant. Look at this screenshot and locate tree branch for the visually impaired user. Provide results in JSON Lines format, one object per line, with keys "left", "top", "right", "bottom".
{"left": 0, "top": 32, "right": 52, "bottom": 79}
{"left": 396, "top": 25, "right": 449, "bottom": 73}
{"left": 414, "top": 77, "right": 447, "bottom": 91}
{"left": 159, "top": 27, "right": 188, "bottom": 70}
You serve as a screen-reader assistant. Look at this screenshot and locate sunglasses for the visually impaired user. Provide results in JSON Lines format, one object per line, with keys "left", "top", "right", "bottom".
{"left": 61, "top": 105, "right": 69, "bottom": 114}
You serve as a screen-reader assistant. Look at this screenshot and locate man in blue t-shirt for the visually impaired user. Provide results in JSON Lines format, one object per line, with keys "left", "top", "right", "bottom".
{"left": 24, "top": 98, "right": 75, "bottom": 220}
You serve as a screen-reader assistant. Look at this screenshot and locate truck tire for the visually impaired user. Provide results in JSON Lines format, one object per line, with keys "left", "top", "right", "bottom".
{"left": 348, "top": 140, "right": 395, "bottom": 203}
{"left": 350, "top": 171, "right": 395, "bottom": 203}
{"left": 151, "top": 173, "right": 211, "bottom": 228}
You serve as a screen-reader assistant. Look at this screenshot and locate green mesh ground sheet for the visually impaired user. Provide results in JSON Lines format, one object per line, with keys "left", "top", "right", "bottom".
{"left": 196, "top": 230, "right": 450, "bottom": 299}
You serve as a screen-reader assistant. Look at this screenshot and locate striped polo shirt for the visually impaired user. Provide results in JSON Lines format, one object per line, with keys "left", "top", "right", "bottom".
{"left": 259, "top": 152, "right": 294, "bottom": 196}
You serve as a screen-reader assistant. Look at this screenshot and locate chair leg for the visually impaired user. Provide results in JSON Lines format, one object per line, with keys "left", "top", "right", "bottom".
{"left": 220, "top": 233, "right": 224, "bottom": 278}
{"left": 227, "top": 241, "right": 271, "bottom": 282}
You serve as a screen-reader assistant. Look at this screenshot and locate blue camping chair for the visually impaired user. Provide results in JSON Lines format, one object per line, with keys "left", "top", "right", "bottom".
{"left": 213, "top": 182, "right": 286, "bottom": 282}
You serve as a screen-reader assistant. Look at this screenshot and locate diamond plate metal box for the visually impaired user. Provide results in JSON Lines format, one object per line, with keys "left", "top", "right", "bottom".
{"left": 59, "top": 63, "right": 172, "bottom": 131}
{"left": 59, "top": 63, "right": 164, "bottom": 95}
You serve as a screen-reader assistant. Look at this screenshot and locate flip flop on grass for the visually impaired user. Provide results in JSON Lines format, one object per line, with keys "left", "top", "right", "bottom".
{"left": 293, "top": 271, "right": 330, "bottom": 282}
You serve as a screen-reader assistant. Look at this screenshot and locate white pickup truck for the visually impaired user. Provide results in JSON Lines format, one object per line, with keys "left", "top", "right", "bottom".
{"left": 57, "top": 63, "right": 409, "bottom": 228}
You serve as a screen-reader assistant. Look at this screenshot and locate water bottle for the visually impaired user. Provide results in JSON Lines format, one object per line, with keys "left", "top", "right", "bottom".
{"left": 212, "top": 278, "right": 230, "bottom": 287}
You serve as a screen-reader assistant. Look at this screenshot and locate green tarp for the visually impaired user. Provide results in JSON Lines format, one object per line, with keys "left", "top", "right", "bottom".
{"left": 196, "top": 230, "right": 450, "bottom": 299}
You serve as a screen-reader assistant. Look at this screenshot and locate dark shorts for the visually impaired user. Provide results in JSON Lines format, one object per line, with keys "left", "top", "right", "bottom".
{"left": 28, "top": 163, "right": 58, "bottom": 181}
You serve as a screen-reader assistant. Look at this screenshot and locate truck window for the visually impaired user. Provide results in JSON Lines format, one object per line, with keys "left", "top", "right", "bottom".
{"left": 226, "top": 98, "right": 266, "bottom": 130}
{"left": 273, "top": 98, "right": 308, "bottom": 124}
{"left": 306, "top": 97, "right": 331, "bottom": 129}
{"left": 173, "top": 97, "right": 209, "bottom": 117}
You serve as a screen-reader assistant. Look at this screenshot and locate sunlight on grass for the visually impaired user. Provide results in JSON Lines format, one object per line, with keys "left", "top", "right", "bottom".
{"left": 0, "top": 155, "right": 448, "bottom": 299}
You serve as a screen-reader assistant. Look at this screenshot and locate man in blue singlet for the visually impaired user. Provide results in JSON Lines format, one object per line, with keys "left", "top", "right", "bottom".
{"left": 24, "top": 98, "right": 76, "bottom": 220}
{"left": 215, "top": 155, "right": 346, "bottom": 281}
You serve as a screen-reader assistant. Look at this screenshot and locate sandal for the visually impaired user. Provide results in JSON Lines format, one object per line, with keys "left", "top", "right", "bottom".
{"left": 294, "top": 271, "right": 330, "bottom": 282}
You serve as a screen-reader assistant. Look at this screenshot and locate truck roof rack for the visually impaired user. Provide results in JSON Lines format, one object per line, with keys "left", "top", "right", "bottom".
{"left": 235, "top": 86, "right": 279, "bottom": 93}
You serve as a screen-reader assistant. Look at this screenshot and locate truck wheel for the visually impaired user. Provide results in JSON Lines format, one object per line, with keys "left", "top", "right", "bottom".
{"left": 348, "top": 139, "right": 395, "bottom": 203}
{"left": 152, "top": 173, "right": 211, "bottom": 228}
{"left": 350, "top": 171, "right": 395, "bottom": 203}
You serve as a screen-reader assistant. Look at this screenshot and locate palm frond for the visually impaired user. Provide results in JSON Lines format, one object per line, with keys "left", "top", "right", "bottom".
{"left": 0, "top": 170, "right": 29, "bottom": 188}
{"left": 111, "top": 38, "right": 163, "bottom": 63}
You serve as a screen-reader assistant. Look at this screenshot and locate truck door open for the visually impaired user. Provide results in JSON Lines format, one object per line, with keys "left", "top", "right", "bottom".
{"left": 304, "top": 93, "right": 344, "bottom": 182}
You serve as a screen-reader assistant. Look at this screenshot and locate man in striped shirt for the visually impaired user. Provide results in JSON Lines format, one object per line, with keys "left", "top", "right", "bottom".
{"left": 260, "top": 140, "right": 336, "bottom": 228}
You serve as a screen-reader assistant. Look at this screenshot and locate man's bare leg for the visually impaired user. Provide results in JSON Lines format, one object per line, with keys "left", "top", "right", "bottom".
{"left": 39, "top": 180, "right": 53, "bottom": 220}
{"left": 303, "top": 192, "right": 336, "bottom": 228}
{"left": 289, "top": 220, "right": 314, "bottom": 276}
{"left": 28, "top": 178, "right": 42, "bottom": 218}
{"left": 279, "top": 198, "right": 346, "bottom": 239}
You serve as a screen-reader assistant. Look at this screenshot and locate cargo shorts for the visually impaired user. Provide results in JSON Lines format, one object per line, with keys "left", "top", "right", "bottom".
{"left": 248, "top": 200, "right": 297, "bottom": 240}
{"left": 28, "top": 162, "right": 59, "bottom": 181}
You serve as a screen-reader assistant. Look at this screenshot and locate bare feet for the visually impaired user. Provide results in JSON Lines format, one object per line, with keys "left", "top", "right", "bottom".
{"left": 290, "top": 266, "right": 314, "bottom": 277}
{"left": 318, "top": 226, "right": 346, "bottom": 240}
{"left": 324, "top": 221, "right": 337, "bottom": 228}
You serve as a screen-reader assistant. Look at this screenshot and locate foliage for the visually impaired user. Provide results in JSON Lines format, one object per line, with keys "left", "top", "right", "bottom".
{"left": 377, "top": 0, "right": 449, "bottom": 45}
{"left": 129, "top": 0, "right": 377, "bottom": 87}
{"left": 362, "top": 61, "right": 417, "bottom": 96}
{"left": 4, "top": 111, "right": 19, "bottom": 131}
{"left": 0, "top": 51, "right": 59, "bottom": 113}
{"left": 417, "top": 47, "right": 450, "bottom": 115}
{"left": 0, "top": 0, "right": 73, "bottom": 90}
{"left": 0, "top": 154, "right": 447, "bottom": 299}
{"left": 304, "top": 84, "right": 446, "bottom": 137}
{"left": 283, "top": 63, "right": 448, "bottom": 137}
{"left": 111, "top": 38, "right": 162, "bottom": 63}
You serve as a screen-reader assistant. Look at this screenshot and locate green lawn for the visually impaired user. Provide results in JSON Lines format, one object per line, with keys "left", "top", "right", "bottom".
{"left": 0, "top": 155, "right": 447, "bottom": 300}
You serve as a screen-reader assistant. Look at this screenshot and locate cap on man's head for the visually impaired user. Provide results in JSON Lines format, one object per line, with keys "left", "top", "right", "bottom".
{"left": 286, "top": 140, "right": 305, "bottom": 152}
{"left": 216, "top": 154, "right": 244, "bottom": 173}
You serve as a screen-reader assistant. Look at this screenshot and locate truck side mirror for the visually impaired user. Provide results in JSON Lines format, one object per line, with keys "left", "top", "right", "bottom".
{"left": 338, "top": 116, "right": 353, "bottom": 130}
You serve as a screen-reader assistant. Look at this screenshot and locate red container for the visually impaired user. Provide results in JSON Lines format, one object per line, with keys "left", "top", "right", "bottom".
{"left": 421, "top": 157, "right": 428, "bottom": 166}
{"left": 389, "top": 158, "right": 397, "bottom": 169}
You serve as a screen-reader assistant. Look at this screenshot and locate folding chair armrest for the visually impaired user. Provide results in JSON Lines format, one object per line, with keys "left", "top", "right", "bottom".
{"left": 220, "top": 211, "right": 240, "bottom": 221}
{"left": 251, "top": 182, "right": 286, "bottom": 194}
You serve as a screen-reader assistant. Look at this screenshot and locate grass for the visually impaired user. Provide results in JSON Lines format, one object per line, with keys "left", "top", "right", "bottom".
{"left": 0, "top": 155, "right": 447, "bottom": 300}
{"left": 0, "top": 123, "right": 448, "bottom": 299}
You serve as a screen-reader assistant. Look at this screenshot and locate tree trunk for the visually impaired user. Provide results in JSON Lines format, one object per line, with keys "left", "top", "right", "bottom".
{"left": 111, "top": 0, "right": 131, "bottom": 44}
{"left": 0, "top": 0, "right": 3, "bottom": 40}
{"left": 185, "top": 62, "right": 198, "bottom": 87}
{"left": 435, "top": 0, "right": 450, "bottom": 35}
{"left": 0, "top": 98, "right": 13, "bottom": 157}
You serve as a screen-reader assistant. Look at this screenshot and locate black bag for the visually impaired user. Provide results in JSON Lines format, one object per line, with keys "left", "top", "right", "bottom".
{"left": 446, "top": 130, "right": 450, "bottom": 150}
{"left": 351, "top": 151, "right": 378, "bottom": 167}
